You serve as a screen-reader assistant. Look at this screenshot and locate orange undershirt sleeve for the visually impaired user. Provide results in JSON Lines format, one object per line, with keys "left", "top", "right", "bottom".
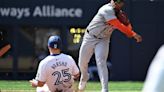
{"left": 107, "top": 19, "right": 136, "bottom": 38}
{"left": 0, "top": 44, "right": 11, "bottom": 57}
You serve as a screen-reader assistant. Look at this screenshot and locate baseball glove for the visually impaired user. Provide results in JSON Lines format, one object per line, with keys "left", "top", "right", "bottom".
{"left": 114, "top": 9, "right": 130, "bottom": 26}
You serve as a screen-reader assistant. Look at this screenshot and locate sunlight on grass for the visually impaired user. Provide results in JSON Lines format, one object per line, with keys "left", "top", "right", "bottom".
{"left": 0, "top": 80, "right": 143, "bottom": 92}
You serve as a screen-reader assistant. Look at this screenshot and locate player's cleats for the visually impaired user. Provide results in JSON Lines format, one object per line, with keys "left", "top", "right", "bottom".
{"left": 78, "top": 81, "right": 87, "bottom": 91}
{"left": 78, "top": 73, "right": 89, "bottom": 91}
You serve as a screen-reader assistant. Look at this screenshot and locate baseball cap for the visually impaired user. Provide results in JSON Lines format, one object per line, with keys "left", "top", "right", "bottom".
{"left": 48, "top": 35, "right": 62, "bottom": 49}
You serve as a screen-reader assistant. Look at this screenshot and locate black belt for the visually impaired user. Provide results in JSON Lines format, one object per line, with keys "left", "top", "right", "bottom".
{"left": 86, "top": 29, "right": 102, "bottom": 39}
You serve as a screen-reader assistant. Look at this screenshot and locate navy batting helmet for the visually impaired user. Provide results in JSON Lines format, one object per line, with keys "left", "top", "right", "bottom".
{"left": 48, "top": 35, "right": 62, "bottom": 49}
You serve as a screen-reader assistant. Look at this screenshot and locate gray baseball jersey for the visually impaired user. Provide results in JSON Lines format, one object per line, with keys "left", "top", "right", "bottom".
{"left": 86, "top": 3, "right": 116, "bottom": 39}
{"left": 79, "top": 3, "right": 116, "bottom": 92}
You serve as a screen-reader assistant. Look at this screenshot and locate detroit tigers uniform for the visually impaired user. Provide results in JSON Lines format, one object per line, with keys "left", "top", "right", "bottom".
{"left": 142, "top": 45, "right": 164, "bottom": 92}
{"left": 78, "top": 3, "right": 116, "bottom": 92}
{"left": 35, "top": 53, "right": 79, "bottom": 92}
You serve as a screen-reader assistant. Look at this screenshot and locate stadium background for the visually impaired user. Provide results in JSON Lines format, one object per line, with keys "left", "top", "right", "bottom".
{"left": 0, "top": 0, "right": 164, "bottom": 82}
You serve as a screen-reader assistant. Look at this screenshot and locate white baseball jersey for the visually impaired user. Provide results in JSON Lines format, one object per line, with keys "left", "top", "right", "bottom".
{"left": 86, "top": 3, "right": 116, "bottom": 39}
{"left": 142, "top": 45, "right": 164, "bottom": 92}
{"left": 35, "top": 53, "right": 79, "bottom": 92}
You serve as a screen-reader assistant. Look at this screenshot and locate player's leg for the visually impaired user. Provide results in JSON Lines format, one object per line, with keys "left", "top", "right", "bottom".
{"left": 95, "top": 39, "right": 109, "bottom": 92}
{"left": 78, "top": 40, "right": 94, "bottom": 90}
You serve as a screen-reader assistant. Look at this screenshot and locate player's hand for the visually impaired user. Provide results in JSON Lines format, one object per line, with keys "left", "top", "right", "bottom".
{"left": 29, "top": 79, "right": 38, "bottom": 87}
{"left": 73, "top": 73, "right": 80, "bottom": 80}
{"left": 133, "top": 34, "right": 142, "bottom": 43}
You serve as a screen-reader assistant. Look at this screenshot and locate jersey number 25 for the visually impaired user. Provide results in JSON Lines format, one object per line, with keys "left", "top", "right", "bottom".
{"left": 52, "top": 68, "right": 71, "bottom": 85}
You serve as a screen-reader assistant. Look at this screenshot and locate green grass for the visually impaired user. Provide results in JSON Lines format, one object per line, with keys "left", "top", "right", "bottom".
{"left": 0, "top": 80, "right": 143, "bottom": 92}
{"left": 84, "top": 81, "right": 143, "bottom": 92}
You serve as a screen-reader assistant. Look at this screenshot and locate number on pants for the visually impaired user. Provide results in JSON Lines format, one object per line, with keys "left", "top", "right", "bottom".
{"left": 52, "top": 68, "right": 71, "bottom": 85}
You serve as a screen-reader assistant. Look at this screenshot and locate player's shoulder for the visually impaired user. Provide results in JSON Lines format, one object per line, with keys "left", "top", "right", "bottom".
{"left": 60, "top": 53, "right": 74, "bottom": 60}
{"left": 58, "top": 54, "right": 76, "bottom": 66}
{"left": 100, "top": 3, "right": 113, "bottom": 11}
{"left": 39, "top": 56, "right": 51, "bottom": 64}
{"left": 98, "top": 3, "right": 114, "bottom": 14}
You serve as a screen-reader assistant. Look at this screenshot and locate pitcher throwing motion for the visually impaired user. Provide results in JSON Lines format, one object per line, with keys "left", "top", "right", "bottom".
{"left": 78, "top": 0, "right": 142, "bottom": 92}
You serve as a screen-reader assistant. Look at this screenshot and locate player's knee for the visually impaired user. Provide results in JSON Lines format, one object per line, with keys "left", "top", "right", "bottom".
{"left": 78, "top": 60, "right": 86, "bottom": 66}
{"left": 78, "top": 61, "right": 82, "bottom": 68}
{"left": 96, "top": 60, "right": 107, "bottom": 67}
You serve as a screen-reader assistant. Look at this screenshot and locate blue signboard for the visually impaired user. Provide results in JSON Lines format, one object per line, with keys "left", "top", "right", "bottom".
{"left": 0, "top": 0, "right": 106, "bottom": 25}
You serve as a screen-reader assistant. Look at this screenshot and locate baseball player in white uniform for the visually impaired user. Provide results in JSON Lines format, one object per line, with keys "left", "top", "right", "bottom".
{"left": 142, "top": 45, "right": 164, "bottom": 92}
{"left": 30, "top": 35, "right": 80, "bottom": 92}
{"left": 78, "top": 0, "right": 142, "bottom": 92}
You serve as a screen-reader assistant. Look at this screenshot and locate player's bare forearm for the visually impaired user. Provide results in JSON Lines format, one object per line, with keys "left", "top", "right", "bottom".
{"left": 73, "top": 73, "right": 80, "bottom": 80}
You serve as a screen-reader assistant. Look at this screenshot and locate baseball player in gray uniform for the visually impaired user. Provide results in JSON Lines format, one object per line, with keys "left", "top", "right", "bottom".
{"left": 78, "top": 0, "right": 142, "bottom": 92}
{"left": 30, "top": 35, "right": 80, "bottom": 92}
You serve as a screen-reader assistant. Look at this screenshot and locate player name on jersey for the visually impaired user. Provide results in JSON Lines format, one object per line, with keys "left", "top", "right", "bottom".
{"left": 51, "top": 61, "right": 67, "bottom": 69}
